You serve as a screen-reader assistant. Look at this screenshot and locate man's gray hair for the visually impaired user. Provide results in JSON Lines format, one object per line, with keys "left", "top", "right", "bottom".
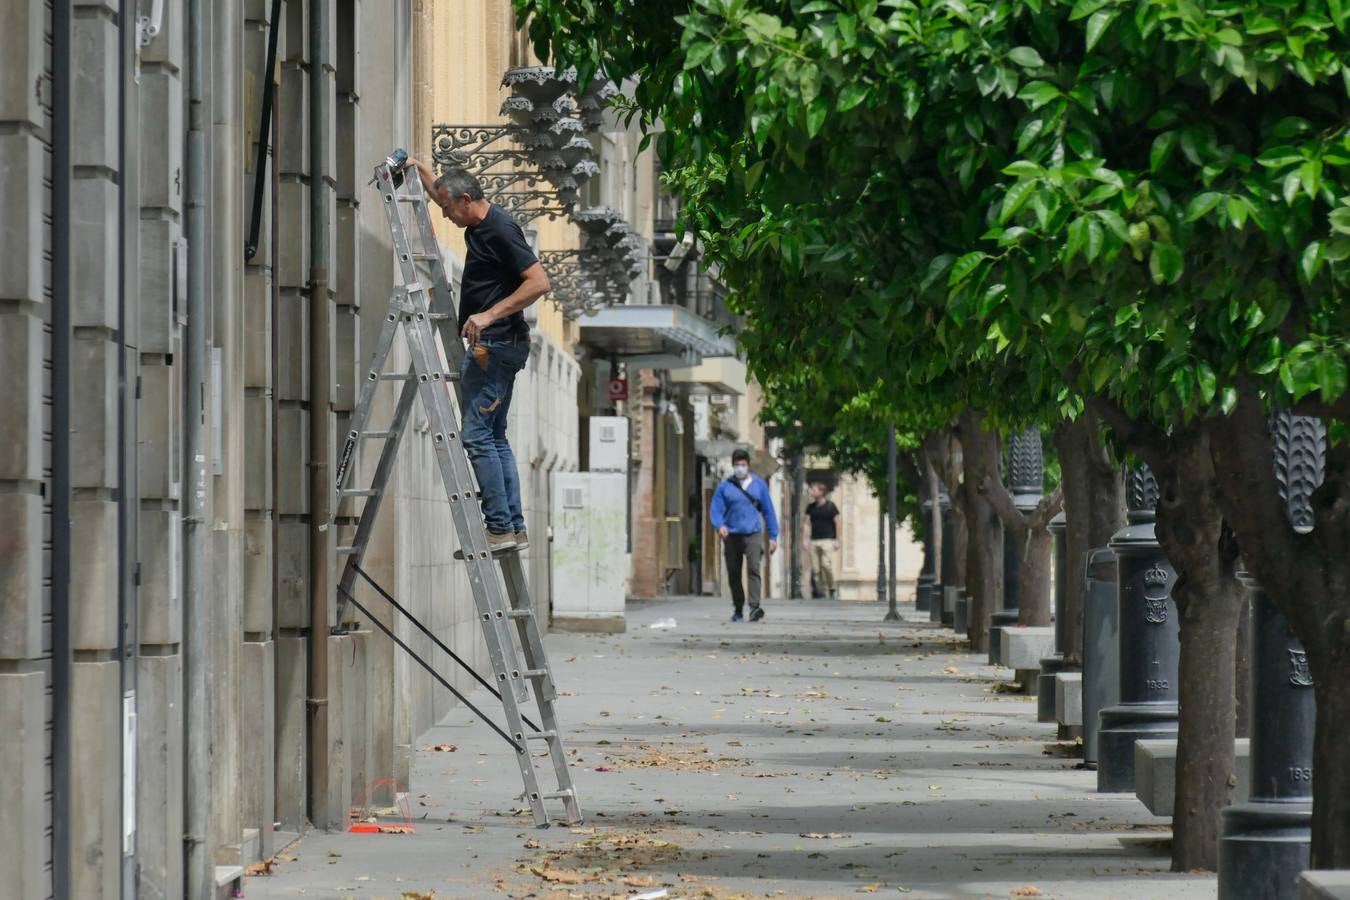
{"left": 434, "top": 168, "right": 484, "bottom": 202}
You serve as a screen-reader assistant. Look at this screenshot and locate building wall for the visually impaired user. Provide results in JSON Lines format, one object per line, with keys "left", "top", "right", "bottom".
{"left": 5, "top": 1, "right": 592, "bottom": 894}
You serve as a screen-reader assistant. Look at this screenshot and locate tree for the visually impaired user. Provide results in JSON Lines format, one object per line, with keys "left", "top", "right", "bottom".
{"left": 518, "top": 0, "right": 1350, "bottom": 869}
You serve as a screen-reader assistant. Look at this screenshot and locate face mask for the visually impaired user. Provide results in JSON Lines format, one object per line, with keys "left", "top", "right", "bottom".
{"left": 733, "top": 463, "right": 749, "bottom": 479}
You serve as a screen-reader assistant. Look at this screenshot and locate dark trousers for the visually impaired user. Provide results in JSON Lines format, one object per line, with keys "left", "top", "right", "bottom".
{"left": 725, "top": 531, "right": 764, "bottom": 612}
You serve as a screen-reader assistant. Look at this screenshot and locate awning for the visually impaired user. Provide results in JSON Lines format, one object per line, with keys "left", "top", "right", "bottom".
{"left": 578, "top": 304, "right": 738, "bottom": 369}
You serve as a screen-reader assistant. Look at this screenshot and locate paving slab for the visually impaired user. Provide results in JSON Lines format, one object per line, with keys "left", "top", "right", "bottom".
{"left": 244, "top": 595, "right": 1216, "bottom": 900}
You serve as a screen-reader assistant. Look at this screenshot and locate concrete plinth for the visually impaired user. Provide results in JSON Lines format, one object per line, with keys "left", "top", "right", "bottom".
{"left": 1136, "top": 738, "right": 1250, "bottom": 817}
{"left": 988, "top": 609, "right": 1017, "bottom": 665}
{"left": 551, "top": 615, "right": 626, "bottom": 634}
{"left": 1001, "top": 625, "right": 1056, "bottom": 670}
{"left": 941, "top": 586, "right": 958, "bottom": 627}
{"left": 1301, "top": 872, "right": 1350, "bottom": 899}
{"left": 1056, "top": 672, "right": 1083, "bottom": 727}
{"left": 953, "top": 595, "right": 968, "bottom": 634}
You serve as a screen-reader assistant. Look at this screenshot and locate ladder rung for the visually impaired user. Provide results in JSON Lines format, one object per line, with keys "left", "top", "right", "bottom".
{"left": 341, "top": 489, "right": 378, "bottom": 497}
{"left": 507, "top": 608, "right": 534, "bottom": 619}
{"left": 525, "top": 731, "right": 558, "bottom": 741}
{"left": 378, "top": 372, "right": 413, "bottom": 381}
{"left": 542, "top": 790, "right": 575, "bottom": 800}
{"left": 361, "top": 431, "right": 397, "bottom": 439}
{"left": 522, "top": 669, "right": 549, "bottom": 679}
{"left": 395, "top": 194, "right": 424, "bottom": 203}
{"left": 337, "top": 545, "right": 358, "bottom": 555}
{"left": 408, "top": 253, "right": 440, "bottom": 261}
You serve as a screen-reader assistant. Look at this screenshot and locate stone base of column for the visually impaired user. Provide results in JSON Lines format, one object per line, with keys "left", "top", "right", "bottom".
{"left": 941, "top": 587, "right": 959, "bottom": 627}
{"left": 1096, "top": 702, "right": 1177, "bottom": 792}
{"left": 915, "top": 575, "right": 935, "bottom": 613}
{"left": 988, "top": 609, "right": 1017, "bottom": 665}
{"left": 1219, "top": 803, "right": 1311, "bottom": 900}
{"left": 929, "top": 585, "right": 944, "bottom": 624}
{"left": 953, "top": 595, "right": 968, "bottom": 634}
{"left": 1037, "top": 653, "right": 1065, "bottom": 722}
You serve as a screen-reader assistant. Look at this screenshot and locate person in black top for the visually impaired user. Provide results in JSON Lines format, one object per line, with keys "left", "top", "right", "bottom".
{"left": 404, "top": 158, "right": 550, "bottom": 550}
{"left": 803, "top": 482, "right": 841, "bottom": 599}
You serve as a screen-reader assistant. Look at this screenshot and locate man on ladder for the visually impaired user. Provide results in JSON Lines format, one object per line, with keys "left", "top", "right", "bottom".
{"left": 402, "top": 156, "right": 550, "bottom": 550}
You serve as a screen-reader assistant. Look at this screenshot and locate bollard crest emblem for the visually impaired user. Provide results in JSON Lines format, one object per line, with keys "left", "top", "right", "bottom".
{"left": 1289, "top": 649, "right": 1314, "bottom": 687}
{"left": 1142, "top": 564, "right": 1169, "bottom": 624}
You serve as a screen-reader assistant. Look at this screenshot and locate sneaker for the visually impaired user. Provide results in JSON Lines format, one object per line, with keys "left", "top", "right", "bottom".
{"left": 486, "top": 529, "right": 518, "bottom": 552}
{"left": 749, "top": 606, "right": 765, "bottom": 622}
{"left": 730, "top": 611, "right": 744, "bottom": 622}
{"left": 514, "top": 531, "right": 530, "bottom": 550}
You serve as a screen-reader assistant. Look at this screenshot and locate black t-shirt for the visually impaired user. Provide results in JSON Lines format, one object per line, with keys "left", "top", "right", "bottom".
{"left": 460, "top": 204, "right": 538, "bottom": 339}
{"left": 807, "top": 499, "right": 839, "bottom": 540}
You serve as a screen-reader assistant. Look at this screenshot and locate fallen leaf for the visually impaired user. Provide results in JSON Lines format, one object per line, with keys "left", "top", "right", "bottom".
{"left": 858, "top": 885, "right": 881, "bottom": 893}
{"left": 422, "top": 743, "right": 457, "bottom": 753}
{"left": 624, "top": 874, "right": 659, "bottom": 887}
{"left": 529, "top": 863, "right": 599, "bottom": 885}
{"left": 800, "top": 832, "right": 850, "bottom": 839}
{"left": 244, "top": 860, "right": 274, "bottom": 877}
{"left": 1011, "top": 887, "right": 1043, "bottom": 897}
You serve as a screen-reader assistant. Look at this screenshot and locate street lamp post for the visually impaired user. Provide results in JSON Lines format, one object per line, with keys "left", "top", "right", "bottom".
{"left": 1218, "top": 412, "right": 1322, "bottom": 900}
{"left": 884, "top": 425, "right": 901, "bottom": 621}
{"left": 1097, "top": 465, "right": 1181, "bottom": 792}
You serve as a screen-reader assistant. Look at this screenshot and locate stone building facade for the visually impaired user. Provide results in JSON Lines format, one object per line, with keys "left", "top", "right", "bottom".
{"left": 1, "top": 1, "right": 584, "bottom": 897}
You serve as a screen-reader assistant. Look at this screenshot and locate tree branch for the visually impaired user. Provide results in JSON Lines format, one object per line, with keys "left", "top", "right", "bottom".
{"left": 1084, "top": 394, "right": 1171, "bottom": 473}
{"left": 1206, "top": 381, "right": 1323, "bottom": 642}
{"left": 977, "top": 472, "right": 1028, "bottom": 539}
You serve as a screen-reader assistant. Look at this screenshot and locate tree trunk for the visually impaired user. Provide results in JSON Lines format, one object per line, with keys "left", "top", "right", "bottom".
{"left": 1017, "top": 526, "right": 1054, "bottom": 627}
{"left": 1234, "top": 599, "right": 1250, "bottom": 739}
{"left": 976, "top": 469, "right": 1061, "bottom": 629}
{"left": 930, "top": 428, "right": 969, "bottom": 592}
{"left": 1311, "top": 637, "right": 1350, "bottom": 869}
{"left": 1099, "top": 415, "right": 1241, "bottom": 874}
{"left": 958, "top": 410, "right": 1003, "bottom": 653}
{"left": 1053, "top": 414, "right": 1123, "bottom": 669}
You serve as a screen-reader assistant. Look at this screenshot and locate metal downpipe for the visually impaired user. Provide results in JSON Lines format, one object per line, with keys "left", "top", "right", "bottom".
{"left": 50, "top": 2, "right": 73, "bottom": 896}
{"left": 184, "top": 0, "right": 214, "bottom": 893}
{"left": 307, "top": 0, "right": 334, "bottom": 826}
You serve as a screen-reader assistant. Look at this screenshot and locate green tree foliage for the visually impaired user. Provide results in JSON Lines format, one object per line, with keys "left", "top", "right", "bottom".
{"left": 520, "top": 0, "right": 1350, "bottom": 867}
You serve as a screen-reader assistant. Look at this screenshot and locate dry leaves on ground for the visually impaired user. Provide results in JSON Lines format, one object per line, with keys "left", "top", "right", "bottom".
{"left": 243, "top": 859, "right": 275, "bottom": 876}
{"left": 420, "top": 743, "right": 457, "bottom": 752}
{"left": 606, "top": 743, "right": 748, "bottom": 773}
{"left": 800, "top": 832, "right": 851, "bottom": 839}
{"left": 1010, "top": 887, "right": 1044, "bottom": 897}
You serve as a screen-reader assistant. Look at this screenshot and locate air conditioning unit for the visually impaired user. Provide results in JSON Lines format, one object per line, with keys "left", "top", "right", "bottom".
{"left": 588, "top": 416, "right": 629, "bottom": 472}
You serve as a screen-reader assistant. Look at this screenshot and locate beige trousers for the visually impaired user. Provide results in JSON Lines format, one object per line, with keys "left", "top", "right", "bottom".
{"left": 810, "top": 539, "right": 837, "bottom": 592}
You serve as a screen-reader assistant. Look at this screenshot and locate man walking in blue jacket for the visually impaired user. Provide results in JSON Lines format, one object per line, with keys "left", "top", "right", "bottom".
{"left": 710, "top": 448, "right": 780, "bottom": 622}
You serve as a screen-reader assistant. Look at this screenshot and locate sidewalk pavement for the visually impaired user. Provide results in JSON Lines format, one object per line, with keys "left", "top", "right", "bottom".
{"left": 244, "top": 595, "right": 1216, "bottom": 900}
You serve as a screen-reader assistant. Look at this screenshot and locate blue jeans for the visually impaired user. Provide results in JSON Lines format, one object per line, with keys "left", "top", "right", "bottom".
{"left": 460, "top": 337, "right": 530, "bottom": 533}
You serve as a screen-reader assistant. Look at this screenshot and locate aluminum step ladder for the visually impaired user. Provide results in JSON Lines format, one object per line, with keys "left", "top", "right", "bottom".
{"left": 328, "top": 156, "right": 581, "bottom": 827}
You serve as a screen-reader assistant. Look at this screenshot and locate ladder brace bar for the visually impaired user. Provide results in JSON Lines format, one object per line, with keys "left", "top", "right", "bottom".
{"left": 338, "top": 585, "right": 525, "bottom": 753}
{"left": 351, "top": 564, "right": 541, "bottom": 733}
